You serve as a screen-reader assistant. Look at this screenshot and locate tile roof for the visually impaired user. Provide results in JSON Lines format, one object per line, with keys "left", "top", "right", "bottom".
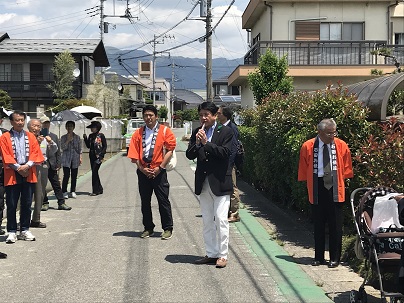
{"left": 0, "top": 38, "right": 100, "bottom": 53}
{"left": 0, "top": 33, "right": 109, "bottom": 67}
{"left": 173, "top": 89, "right": 204, "bottom": 104}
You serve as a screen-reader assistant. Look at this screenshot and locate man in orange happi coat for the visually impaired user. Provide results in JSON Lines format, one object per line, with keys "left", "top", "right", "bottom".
{"left": 127, "top": 105, "right": 176, "bottom": 240}
{"left": 1, "top": 110, "right": 44, "bottom": 243}
{"left": 298, "top": 118, "right": 353, "bottom": 268}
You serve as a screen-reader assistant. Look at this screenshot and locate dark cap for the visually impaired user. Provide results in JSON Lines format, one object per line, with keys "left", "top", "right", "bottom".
{"left": 86, "top": 121, "right": 102, "bottom": 131}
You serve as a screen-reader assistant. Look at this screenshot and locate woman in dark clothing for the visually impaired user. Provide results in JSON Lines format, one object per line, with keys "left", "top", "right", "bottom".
{"left": 83, "top": 121, "right": 107, "bottom": 196}
{"left": 61, "top": 120, "right": 82, "bottom": 198}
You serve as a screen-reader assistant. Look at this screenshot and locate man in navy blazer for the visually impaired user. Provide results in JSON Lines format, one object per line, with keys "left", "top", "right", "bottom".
{"left": 217, "top": 105, "right": 241, "bottom": 223}
{"left": 186, "top": 102, "right": 233, "bottom": 268}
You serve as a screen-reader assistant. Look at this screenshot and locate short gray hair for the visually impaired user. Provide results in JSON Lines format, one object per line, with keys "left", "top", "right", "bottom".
{"left": 317, "top": 118, "right": 337, "bottom": 131}
{"left": 27, "top": 119, "right": 40, "bottom": 128}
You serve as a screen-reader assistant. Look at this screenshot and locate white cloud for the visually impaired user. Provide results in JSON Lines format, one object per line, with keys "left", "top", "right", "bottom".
{"left": 0, "top": 0, "right": 250, "bottom": 59}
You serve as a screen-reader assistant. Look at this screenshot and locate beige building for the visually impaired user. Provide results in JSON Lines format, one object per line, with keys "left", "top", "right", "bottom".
{"left": 137, "top": 61, "right": 172, "bottom": 122}
{"left": 229, "top": 0, "right": 404, "bottom": 108}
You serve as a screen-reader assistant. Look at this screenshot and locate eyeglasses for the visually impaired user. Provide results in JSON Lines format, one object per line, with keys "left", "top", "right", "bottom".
{"left": 325, "top": 131, "right": 338, "bottom": 137}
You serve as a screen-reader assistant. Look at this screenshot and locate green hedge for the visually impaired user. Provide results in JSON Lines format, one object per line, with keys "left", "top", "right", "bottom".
{"left": 240, "top": 87, "right": 374, "bottom": 214}
{"left": 238, "top": 85, "right": 404, "bottom": 276}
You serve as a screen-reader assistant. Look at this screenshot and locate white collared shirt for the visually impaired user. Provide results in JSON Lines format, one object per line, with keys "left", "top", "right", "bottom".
{"left": 205, "top": 122, "right": 217, "bottom": 142}
{"left": 144, "top": 123, "right": 158, "bottom": 158}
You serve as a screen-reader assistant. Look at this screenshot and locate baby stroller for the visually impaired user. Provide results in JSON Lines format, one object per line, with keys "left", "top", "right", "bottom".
{"left": 350, "top": 186, "right": 404, "bottom": 303}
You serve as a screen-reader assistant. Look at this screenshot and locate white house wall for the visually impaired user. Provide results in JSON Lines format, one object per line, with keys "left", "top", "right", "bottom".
{"left": 252, "top": 2, "right": 389, "bottom": 41}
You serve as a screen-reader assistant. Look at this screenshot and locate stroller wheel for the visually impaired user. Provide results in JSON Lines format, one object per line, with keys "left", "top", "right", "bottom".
{"left": 350, "top": 290, "right": 359, "bottom": 303}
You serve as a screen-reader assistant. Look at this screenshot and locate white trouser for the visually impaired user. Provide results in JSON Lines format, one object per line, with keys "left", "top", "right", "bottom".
{"left": 198, "top": 179, "right": 230, "bottom": 259}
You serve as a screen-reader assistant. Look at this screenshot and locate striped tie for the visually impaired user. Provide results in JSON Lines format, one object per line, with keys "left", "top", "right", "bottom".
{"left": 323, "top": 144, "right": 333, "bottom": 190}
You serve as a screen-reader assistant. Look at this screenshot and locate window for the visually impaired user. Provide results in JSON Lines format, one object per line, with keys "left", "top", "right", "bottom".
{"left": 147, "top": 91, "right": 165, "bottom": 102}
{"left": 231, "top": 86, "right": 240, "bottom": 95}
{"left": 30, "top": 63, "right": 43, "bottom": 81}
{"left": 0, "top": 64, "right": 23, "bottom": 81}
{"left": 137, "top": 89, "right": 143, "bottom": 101}
{"left": 296, "top": 22, "right": 364, "bottom": 40}
{"left": 395, "top": 33, "right": 404, "bottom": 44}
{"left": 215, "top": 84, "right": 228, "bottom": 96}
{"left": 141, "top": 62, "right": 150, "bottom": 72}
{"left": 296, "top": 22, "right": 320, "bottom": 40}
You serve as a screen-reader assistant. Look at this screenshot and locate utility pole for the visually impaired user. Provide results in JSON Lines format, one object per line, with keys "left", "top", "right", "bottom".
{"left": 170, "top": 58, "right": 175, "bottom": 127}
{"left": 152, "top": 34, "right": 157, "bottom": 107}
{"left": 100, "top": 0, "right": 106, "bottom": 41}
{"left": 152, "top": 34, "right": 174, "bottom": 107}
{"left": 206, "top": 0, "right": 213, "bottom": 102}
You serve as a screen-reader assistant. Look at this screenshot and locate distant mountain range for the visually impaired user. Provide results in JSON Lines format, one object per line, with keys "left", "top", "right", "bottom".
{"left": 105, "top": 46, "right": 243, "bottom": 89}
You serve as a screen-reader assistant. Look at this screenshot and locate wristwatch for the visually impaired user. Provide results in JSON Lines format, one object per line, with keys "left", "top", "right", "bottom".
{"left": 159, "top": 166, "right": 166, "bottom": 172}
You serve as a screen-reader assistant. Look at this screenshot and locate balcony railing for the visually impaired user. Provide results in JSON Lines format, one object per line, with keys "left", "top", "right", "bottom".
{"left": 0, "top": 72, "right": 82, "bottom": 99}
{"left": 244, "top": 40, "right": 404, "bottom": 67}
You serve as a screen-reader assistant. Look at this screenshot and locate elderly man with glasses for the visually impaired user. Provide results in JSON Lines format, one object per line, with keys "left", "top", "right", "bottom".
{"left": 298, "top": 118, "right": 353, "bottom": 268}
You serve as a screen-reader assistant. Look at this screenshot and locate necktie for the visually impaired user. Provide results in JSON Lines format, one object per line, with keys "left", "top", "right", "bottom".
{"left": 323, "top": 144, "right": 333, "bottom": 190}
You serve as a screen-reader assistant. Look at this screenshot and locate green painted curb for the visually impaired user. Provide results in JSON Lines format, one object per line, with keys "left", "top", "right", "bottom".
{"left": 235, "top": 209, "right": 332, "bottom": 303}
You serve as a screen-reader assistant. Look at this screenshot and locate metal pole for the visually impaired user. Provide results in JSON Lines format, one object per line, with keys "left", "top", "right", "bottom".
{"left": 171, "top": 59, "right": 175, "bottom": 127}
{"left": 152, "top": 34, "right": 156, "bottom": 107}
{"left": 100, "top": 0, "right": 105, "bottom": 41}
{"left": 206, "top": 0, "right": 213, "bottom": 102}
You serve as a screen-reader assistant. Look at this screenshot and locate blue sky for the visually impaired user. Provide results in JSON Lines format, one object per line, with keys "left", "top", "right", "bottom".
{"left": 0, "top": 0, "right": 250, "bottom": 59}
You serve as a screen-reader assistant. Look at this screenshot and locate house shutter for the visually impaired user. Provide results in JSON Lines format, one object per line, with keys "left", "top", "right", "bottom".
{"left": 295, "top": 22, "right": 320, "bottom": 40}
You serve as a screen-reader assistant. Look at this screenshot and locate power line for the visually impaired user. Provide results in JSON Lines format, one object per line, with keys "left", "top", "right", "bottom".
{"left": 76, "top": 15, "right": 97, "bottom": 38}
{"left": 119, "top": 0, "right": 235, "bottom": 62}
{"left": 116, "top": 0, "right": 199, "bottom": 59}
{"left": 1, "top": 6, "right": 99, "bottom": 31}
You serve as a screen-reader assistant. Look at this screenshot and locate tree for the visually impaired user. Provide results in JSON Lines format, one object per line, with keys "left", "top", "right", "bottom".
{"left": 158, "top": 106, "right": 168, "bottom": 120}
{"left": 175, "top": 109, "right": 198, "bottom": 121}
{"left": 247, "top": 49, "right": 293, "bottom": 105}
{"left": 47, "top": 50, "right": 76, "bottom": 102}
{"left": 387, "top": 90, "right": 404, "bottom": 116}
{"left": 0, "top": 89, "right": 12, "bottom": 109}
{"left": 52, "top": 98, "right": 96, "bottom": 112}
{"left": 143, "top": 91, "right": 153, "bottom": 104}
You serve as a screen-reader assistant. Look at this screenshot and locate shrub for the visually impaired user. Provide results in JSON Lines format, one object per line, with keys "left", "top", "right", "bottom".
{"left": 239, "top": 84, "right": 373, "bottom": 212}
{"left": 354, "top": 118, "right": 404, "bottom": 192}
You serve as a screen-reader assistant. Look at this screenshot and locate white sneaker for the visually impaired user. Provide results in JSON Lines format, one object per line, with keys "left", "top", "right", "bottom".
{"left": 63, "top": 192, "right": 69, "bottom": 199}
{"left": 18, "top": 230, "right": 35, "bottom": 241}
{"left": 6, "top": 232, "right": 17, "bottom": 244}
{"left": 71, "top": 192, "right": 77, "bottom": 198}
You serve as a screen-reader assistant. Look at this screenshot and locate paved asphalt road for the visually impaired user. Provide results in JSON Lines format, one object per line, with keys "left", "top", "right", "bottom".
{"left": 0, "top": 128, "right": 382, "bottom": 303}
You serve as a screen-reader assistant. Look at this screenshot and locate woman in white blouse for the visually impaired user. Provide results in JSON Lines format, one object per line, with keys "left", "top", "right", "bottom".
{"left": 60, "top": 121, "right": 82, "bottom": 198}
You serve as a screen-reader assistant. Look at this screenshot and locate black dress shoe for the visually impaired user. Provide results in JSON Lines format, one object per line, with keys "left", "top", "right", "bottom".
{"left": 311, "top": 260, "right": 326, "bottom": 266}
{"left": 328, "top": 261, "right": 339, "bottom": 268}
{"left": 0, "top": 251, "right": 7, "bottom": 259}
{"left": 195, "top": 256, "right": 218, "bottom": 265}
{"left": 30, "top": 221, "right": 47, "bottom": 228}
{"left": 89, "top": 193, "right": 98, "bottom": 196}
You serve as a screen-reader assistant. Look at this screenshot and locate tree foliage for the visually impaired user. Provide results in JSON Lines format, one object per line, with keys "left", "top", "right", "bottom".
{"left": 387, "top": 90, "right": 404, "bottom": 116}
{"left": 175, "top": 108, "right": 199, "bottom": 121}
{"left": 0, "top": 89, "right": 12, "bottom": 109}
{"left": 52, "top": 98, "right": 96, "bottom": 113}
{"left": 247, "top": 49, "right": 293, "bottom": 105}
{"left": 47, "top": 50, "right": 76, "bottom": 102}
{"left": 354, "top": 118, "right": 404, "bottom": 192}
{"left": 158, "top": 105, "right": 168, "bottom": 119}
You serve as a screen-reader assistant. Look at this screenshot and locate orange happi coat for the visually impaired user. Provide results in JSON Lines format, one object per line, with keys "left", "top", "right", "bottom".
{"left": 127, "top": 125, "right": 176, "bottom": 169}
{"left": 298, "top": 137, "right": 353, "bottom": 204}
{"left": 0, "top": 131, "right": 45, "bottom": 185}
